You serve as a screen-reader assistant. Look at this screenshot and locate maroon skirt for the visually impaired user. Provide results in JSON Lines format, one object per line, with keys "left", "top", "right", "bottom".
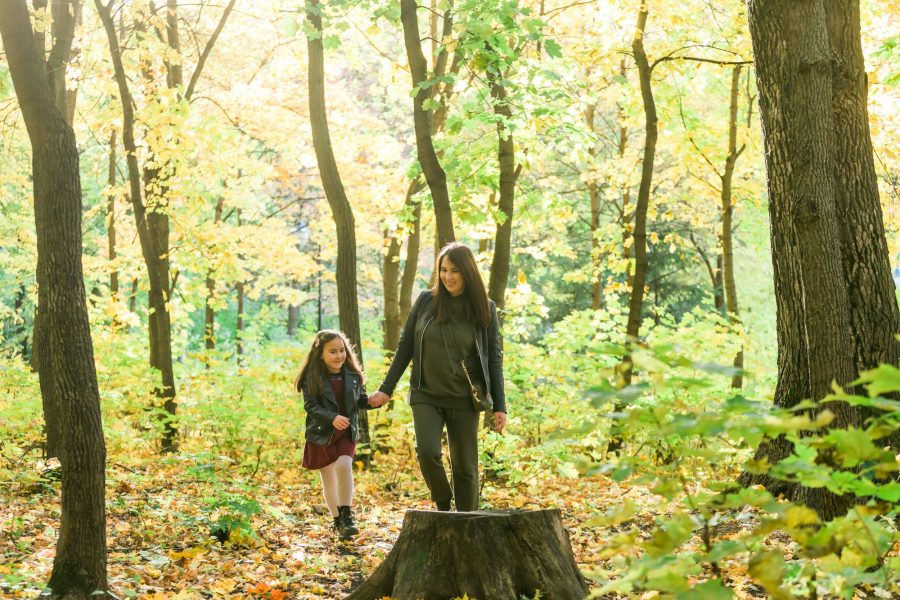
{"left": 302, "top": 428, "right": 356, "bottom": 470}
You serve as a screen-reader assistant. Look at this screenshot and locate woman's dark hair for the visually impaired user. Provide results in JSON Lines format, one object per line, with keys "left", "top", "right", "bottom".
{"left": 430, "top": 242, "right": 491, "bottom": 328}
{"left": 294, "top": 329, "right": 365, "bottom": 396}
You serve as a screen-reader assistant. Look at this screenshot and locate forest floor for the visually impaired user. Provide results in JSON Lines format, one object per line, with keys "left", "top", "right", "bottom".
{"left": 0, "top": 444, "right": 822, "bottom": 600}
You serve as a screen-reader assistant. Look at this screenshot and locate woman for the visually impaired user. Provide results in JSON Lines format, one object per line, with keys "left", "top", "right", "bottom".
{"left": 368, "top": 242, "right": 507, "bottom": 512}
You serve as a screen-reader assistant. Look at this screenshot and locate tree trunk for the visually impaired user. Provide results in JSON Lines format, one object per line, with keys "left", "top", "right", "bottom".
{"left": 306, "top": 0, "right": 369, "bottom": 444}
{"left": 586, "top": 102, "right": 603, "bottom": 311}
{"left": 721, "top": 65, "right": 745, "bottom": 389}
{"left": 382, "top": 225, "right": 402, "bottom": 353}
{"left": 487, "top": 73, "right": 518, "bottom": 313}
{"left": 96, "top": 0, "right": 179, "bottom": 453}
{"left": 106, "top": 131, "right": 119, "bottom": 297}
{"left": 345, "top": 509, "right": 588, "bottom": 600}
{"left": 622, "top": 5, "right": 657, "bottom": 385}
{"left": 205, "top": 197, "right": 225, "bottom": 351}
{"left": 236, "top": 281, "right": 245, "bottom": 359}
{"left": 825, "top": 0, "right": 900, "bottom": 421}
{"left": 400, "top": 0, "right": 455, "bottom": 247}
{"left": 740, "top": 0, "right": 875, "bottom": 520}
{"left": 0, "top": 3, "right": 108, "bottom": 597}
{"left": 399, "top": 198, "right": 422, "bottom": 322}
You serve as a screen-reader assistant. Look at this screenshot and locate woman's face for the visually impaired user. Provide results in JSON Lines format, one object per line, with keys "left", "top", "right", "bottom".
{"left": 321, "top": 337, "right": 347, "bottom": 373}
{"left": 440, "top": 256, "right": 466, "bottom": 297}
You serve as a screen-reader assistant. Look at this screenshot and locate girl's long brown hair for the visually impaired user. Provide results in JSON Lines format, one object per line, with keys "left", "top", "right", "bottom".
{"left": 430, "top": 242, "right": 491, "bottom": 328}
{"left": 293, "top": 329, "right": 365, "bottom": 396}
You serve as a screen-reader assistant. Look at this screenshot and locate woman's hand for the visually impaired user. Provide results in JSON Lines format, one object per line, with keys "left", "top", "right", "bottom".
{"left": 332, "top": 415, "right": 350, "bottom": 430}
{"left": 492, "top": 412, "right": 507, "bottom": 433}
{"left": 368, "top": 391, "right": 390, "bottom": 408}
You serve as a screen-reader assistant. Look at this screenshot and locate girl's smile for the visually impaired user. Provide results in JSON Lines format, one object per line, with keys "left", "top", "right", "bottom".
{"left": 322, "top": 338, "right": 346, "bottom": 373}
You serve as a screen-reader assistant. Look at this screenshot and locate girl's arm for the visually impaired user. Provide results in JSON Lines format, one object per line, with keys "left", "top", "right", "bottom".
{"left": 378, "top": 290, "right": 426, "bottom": 396}
{"left": 301, "top": 379, "right": 338, "bottom": 425}
{"left": 487, "top": 301, "right": 506, "bottom": 413}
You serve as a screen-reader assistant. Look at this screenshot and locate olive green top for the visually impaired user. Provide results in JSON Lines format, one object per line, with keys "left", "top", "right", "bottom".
{"left": 410, "top": 295, "right": 477, "bottom": 409}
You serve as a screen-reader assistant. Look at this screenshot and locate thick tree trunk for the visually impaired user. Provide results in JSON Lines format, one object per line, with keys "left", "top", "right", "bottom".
{"left": 345, "top": 509, "right": 588, "bottom": 600}
{"left": 741, "top": 0, "right": 872, "bottom": 519}
{"left": 400, "top": 0, "right": 455, "bottom": 247}
{"left": 0, "top": 3, "right": 108, "bottom": 597}
{"left": 306, "top": 0, "right": 368, "bottom": 444}
{"left": 722, "top": 65, "right": 745, "bottom": 389}
{"left": 623, "top": 5, "right": 657, "bottom": 384}
{"left": 825, "top": 0, "right": 900, "bottom": 416}
{"left": 487, "top": 74, "right": 518, "bottom": 313}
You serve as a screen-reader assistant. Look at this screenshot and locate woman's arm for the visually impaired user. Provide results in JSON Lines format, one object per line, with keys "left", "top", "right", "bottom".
{"left": 378, "top": 290, "right": 426, "bottom": 396}
{"left": 487, "top": 301, "right": 506, "bottom": 414}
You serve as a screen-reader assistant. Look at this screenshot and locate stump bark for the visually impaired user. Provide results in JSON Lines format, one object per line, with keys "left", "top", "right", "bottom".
{"left": 345, "top": 509, "right": 588, "bottom": 600}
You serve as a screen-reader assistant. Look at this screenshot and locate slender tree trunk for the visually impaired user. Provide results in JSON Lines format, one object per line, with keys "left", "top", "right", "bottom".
{"left": 721, "top": 65, "right": 746, "bottom": 389}
{"left": 617, "top": 60, "right": 634, "bottom": 293}
{"left": 306, "top": 0, "right": 368, "bottom": 445}
{"left": 96, "top": 0, "right": 179, "bottom": 452}
{"left": 0, "top": 4, "right": 108, "bottom": 597}
{"left": 382, "top": 226, "right": 402, "bottom": 353}
{"left": 399, "top": 198, "right": 423, "bottom": 322}
{"left": 107, "top": 131, "right": 119, "bottom": 296}
{"left": 623, "top": 5, "right": 657, "bottom": 384}
{"left": 205, "top": 197, "right": 225, "bottom": 351}
{"left": 236, "top": 281, "right": 245, "bottom": 359}
{"left": 400, "top": 0, "right": 455, "bottom": 247}
{"left": 487, "top": 73, "right": 518, "bottom": 312}
{"left": 586, "top": 103, "right": 603, "bottom": 310}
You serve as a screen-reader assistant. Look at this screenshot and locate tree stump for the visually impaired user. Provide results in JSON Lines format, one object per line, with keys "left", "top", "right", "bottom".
{"left": 345, "top": 509, "right": 588, "bottom": 600}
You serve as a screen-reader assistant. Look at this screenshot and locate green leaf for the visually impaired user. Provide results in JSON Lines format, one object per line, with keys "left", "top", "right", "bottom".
{"left": 544, "top": 38, "right": 562, "bottom": 59}
{"left": 824, "top": 428, "right": 880, "bottom": 467}
{"left": 852, "top": 364, "right": 900, "bottom": 397}
{"left": 676, "top": 579, "right": 733, "bottom": 600}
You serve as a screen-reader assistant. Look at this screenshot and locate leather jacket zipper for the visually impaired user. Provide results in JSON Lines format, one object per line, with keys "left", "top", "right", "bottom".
{"left": 414, "top": 315, "right": 434, "bottom": 389}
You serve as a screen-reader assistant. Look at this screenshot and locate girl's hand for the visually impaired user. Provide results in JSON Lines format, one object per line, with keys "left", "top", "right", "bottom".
{"left": 332, "top": 415, "right": 350, "bottom": 430}
{"left": 368, "top": 391, "right": 390, "bottom": 408}
{"left": 492, "top": 412, "right": 507, "bottom": 433}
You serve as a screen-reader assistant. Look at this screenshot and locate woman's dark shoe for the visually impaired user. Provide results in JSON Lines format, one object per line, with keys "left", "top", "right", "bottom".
{"left": 436, "top": 500, "right": 452, "bottom": 511}
{"left": 337, "top": 505, "right": 359, "bottom": 539}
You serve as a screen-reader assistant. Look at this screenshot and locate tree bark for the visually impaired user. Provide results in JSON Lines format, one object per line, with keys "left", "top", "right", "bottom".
{"left": 623, "top": 5, "right": 657, "bottom": 384}
{"left": 205, "top": 197, "right": 225, "bottom": 351}
{"left": 96, "top": 0, "right": 179, "bottom": 452}
{"left": 345, "top": 509, "right": 588, "bottom": 600}
{"left": 487, "top": 72, "right": 518, "bottom": 312}
{"left": 306, "top": 0, "right": 368, "bottom": 444}
{"left": 740, "top": 0, "right": 881, "bottom": 519}
{"left": 586, "top": 102, "right": 602, "bottom": 311}
{"left": 824, "top": 0, "right": 900, "bottom": 416}
{"left": 721, "top": 65, "right": 745, "bottom": 389}
{"left": 106, "top": 131, "right": 119, "bottom": 297}
{"left": 399, "top": 198, "right": 423, "bottom": 322}
{"left": 400, "top": 0, "right": 455, "bottom": 248}
{"left": 0, "top": 3, "right": 108, "bottom": 597}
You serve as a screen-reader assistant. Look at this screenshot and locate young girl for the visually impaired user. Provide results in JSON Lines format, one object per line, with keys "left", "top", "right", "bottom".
{"left": 295, "top": 329, "right": 376, "bottom": 539}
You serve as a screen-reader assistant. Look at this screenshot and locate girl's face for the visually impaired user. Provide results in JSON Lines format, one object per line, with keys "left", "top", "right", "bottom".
{"left": 321, "top": 337, "right": 346, "bottom": 373}
{"left": 440, "top": 256, "right": 465, "bottom": 297}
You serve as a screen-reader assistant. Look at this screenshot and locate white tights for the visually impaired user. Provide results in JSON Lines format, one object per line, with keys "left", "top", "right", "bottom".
{"left": 318, "top": 455, "right": 354, "bottom": 517}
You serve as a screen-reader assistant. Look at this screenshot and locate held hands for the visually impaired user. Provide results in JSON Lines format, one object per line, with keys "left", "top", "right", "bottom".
{"left": 332, "top": 415, "right": 350, "bottom": 430}
{"left": 492, "top": 412, "right": 507, "bottom": 433}
{"left": 368, "top": 391, "right": 390, "bottom": 408}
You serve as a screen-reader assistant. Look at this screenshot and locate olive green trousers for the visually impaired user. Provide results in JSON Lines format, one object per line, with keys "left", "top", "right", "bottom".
{"left": 411, "top": 404, "right": 480, "bottom": 511}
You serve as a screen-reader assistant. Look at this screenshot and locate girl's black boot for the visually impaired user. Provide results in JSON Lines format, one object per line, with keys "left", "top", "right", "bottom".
{"left": 337, "top": 505, "right": 359, "bottom": 539}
